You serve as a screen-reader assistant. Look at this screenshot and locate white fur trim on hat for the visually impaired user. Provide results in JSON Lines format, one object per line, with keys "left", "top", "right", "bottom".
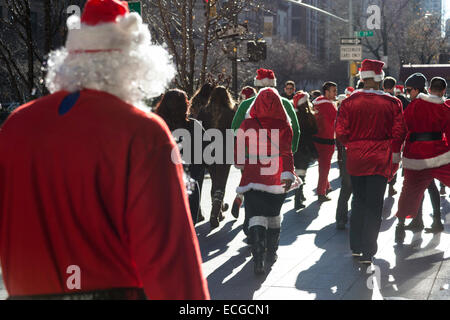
{"left": 402, "top": 150, "right": 450, "bottom": 170}
{"left": 297, "top": 93, "right": 310, "bottom": 107}
{"left": 359, "top": 70, "right": 385, "bottom": 82}
{"left": 66, "top": 13, "right": 144, "bottom": 52}
{"left": 254, "top": 77, "right": 277, "bottom": 88}
{"left": 418, "top": 93, "right": 445, "bottom": 105}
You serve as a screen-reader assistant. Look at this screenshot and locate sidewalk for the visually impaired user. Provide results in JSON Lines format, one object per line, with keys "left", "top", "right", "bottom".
{"left": 197, "top": 159, "right": 450, "bottom": 300}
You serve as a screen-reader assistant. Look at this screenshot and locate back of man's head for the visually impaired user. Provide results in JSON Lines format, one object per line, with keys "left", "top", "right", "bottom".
{"left": 429, "top": 77, "right": 447, "bottom": 95}
{"left": 322, "top": 82, "right": 337, "bottom": 95}
{"left": 383, "top": 77, "right": 396, "bottom": 90}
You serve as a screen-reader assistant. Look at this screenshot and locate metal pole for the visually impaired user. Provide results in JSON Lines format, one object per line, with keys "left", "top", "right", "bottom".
{"left": 349, "top": 0, "right": 354, "bottom": 87}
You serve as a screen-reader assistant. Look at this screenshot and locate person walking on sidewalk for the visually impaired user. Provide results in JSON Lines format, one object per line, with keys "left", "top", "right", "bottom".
{"left": 0, "top": 0, "right": 209, "bottom": 300}
{"left": 155, "top": 89, "right": 207, "bottom": 226}
{"left": 395, "top": 73, "right": 442, "bottom": 236}
{"left": 234, "top": 88, "right": 299, "bottom": 275}
{"left": 395, "top": 76, "right": 450, "bottom": 243}
{"left": 312, "top": 82, "right": 338, "bottom": 202}
{"left": 292, "top": 91, "right": 318, "bottom": 210}
{"left": 336, "top": 59, "right": 407, "bottom": 264}
{"left": 231, "top": 69, "right": 300, "bottom": 236}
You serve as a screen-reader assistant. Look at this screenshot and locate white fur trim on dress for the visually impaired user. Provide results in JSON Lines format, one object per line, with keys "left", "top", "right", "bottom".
{"left": 66, "top": 13, "right": 144, "bottom": 52}
{"left": 402, "top": 149, "right": 450, "bottom": 170}
{"left": 254, "top": 78, "right": 276, "bottom": 88}
{"left": 359, "top": 70, "right": 385, "bottom": 82}
{"left": 392, "top": 152, "right": 401, "bottom": 164}
{"left": 418, "top": 93, "right": 445, "bottom": 105}
{"left": 237, "top": 183, "right": 287, "bottom": 194}
{"left": 281, "top": 171, "right": 296, "bottom": 182}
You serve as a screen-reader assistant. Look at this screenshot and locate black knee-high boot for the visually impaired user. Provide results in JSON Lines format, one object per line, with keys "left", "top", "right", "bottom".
{"left": 266, "top": 228, "right": 280, "bottom": 263}
{"left": 295, "top": 176, "right": 306, "bottom": 210}
{"left": 249, "top": 226, "right": 266, "bottom": 275}
{"left": 210, "top": 190, "right": 225, "bottom": 229}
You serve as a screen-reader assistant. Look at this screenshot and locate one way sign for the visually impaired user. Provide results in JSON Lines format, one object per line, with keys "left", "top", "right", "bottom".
{"left": 340, "top": 38, "right": 362, "bottom": 45}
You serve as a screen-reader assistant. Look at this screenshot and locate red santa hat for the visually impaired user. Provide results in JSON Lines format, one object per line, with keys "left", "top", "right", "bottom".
{"left": 254, "top": 68, "right": 277, "bottom": 87}
{"left": 240, "top": 87, "right": 257, "bottom": 101}
{"left": 66, "top": 0, "right": 143, "bottom": 54}
{"left": 345, "top": 87, "right": 355, "bottom": 96}
{"left": 293, "top": 91, "right": 310, "bottom": 109}
{"left": 394, "top": 85, "right": 404, "bottom": 94}
{"left": 359, "top": 59, "right": 385, "bottom": 82}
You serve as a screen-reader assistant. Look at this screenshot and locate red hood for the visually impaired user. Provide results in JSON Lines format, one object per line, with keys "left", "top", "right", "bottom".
{"left": 248, "top": 88, "right": 287, "bottom": 121}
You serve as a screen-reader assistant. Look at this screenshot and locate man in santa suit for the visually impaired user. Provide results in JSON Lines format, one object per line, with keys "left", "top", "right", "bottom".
{"left": 0, "top": 0, "right": 209, "bottom": 300}
{"left": 336, "top": 59, "right": 407, "bottom": 264}
{"left": 395, "top": 77, "right": 450, "bottom": 243}
{"left": 312, "top": 82, "right": 338, "bottom": 202}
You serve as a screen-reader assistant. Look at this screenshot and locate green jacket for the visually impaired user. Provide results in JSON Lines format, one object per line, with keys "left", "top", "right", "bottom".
{"left": 231, "top": 96, "right": 300, "bottom": 153}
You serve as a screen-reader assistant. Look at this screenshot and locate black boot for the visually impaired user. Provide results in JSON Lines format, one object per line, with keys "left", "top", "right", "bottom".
{"left": 395, "top": 221, "right": 406, "bottom": 244}
{"left": 266, "top": 228, "right": 280, "bottom": 264}
{"left": 249, "top": 226, "right": 266, "bottom": 275}
{"left": 294, "top": 187, "right": 306, "bottom": 210}
{"left": 425, "top": 213, "right": 444, "bottom": 234}
{"left": 299, "top": 175, "right": 306, "bottom": 201}
{"left": 404, "top": 216, "right": 424, "bottom": 232}
{"left": 210, "top": 190, "right": 225, "bottom": 229}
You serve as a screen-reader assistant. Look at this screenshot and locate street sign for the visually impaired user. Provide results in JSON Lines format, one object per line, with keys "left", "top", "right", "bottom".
{"left": 127, "top": 1, "right": 141, "bottom": 16}
{"left": 340, "top": 38, "right": 362, "bottom": 45}
{"left": 354, "top": 30, "right": 374, "bottom": 37}
{"left": 340, "top": 45, "right": 362, "bottom": 61}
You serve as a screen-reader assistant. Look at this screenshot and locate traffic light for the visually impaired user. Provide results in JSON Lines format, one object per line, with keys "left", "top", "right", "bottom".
{"left": 350, "top": 61, "right": 358, "bottom": 76}
{"left": 247, "top": 40, "right": 267, "bottom": 62}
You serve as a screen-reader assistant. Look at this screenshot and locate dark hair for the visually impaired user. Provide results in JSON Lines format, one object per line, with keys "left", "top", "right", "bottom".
{"left": 430, "top": 77, "right": 447, "bottom": 92}
{"left": 190, "top": 82, "right": 215, "bottom": 118}
{"left": 357, "top": 80, "right": 364, "bottom": 89}
{"left": 285, "top": 81, "right": 295, "bottom": 88}
{"left": 310, "top": 90, "right": 321, "bottom": 99}
{"left": 206, "top": 86, "right": 235, "bottom": 128}
{"left": 155, "top": 89, "right": 190, "bottom": 131}
{"left": 322, "top": 82, "right": 337, "bottom": 95}
{"left": 383, "top": 77, "right": 396, "bottom": 90}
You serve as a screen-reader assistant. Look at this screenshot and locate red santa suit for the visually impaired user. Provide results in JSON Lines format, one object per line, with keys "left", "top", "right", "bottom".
{"left": 312, "top": 96, "right": 337, "bottom": 196}
{"left": 396, "top": 94, "right": 450, "bottom": 219}
{"left": 335, "top": 89, "right": 406, "bottom": 178}
{"left": 235, "top": 88, "right": 299, "bottom": 195}
{"left": 0, "top": 0, "right": 209, "bottom": 300}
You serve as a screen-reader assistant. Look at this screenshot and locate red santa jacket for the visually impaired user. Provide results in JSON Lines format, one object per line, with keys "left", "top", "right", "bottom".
{"left": 312, "top": 96, "right": 337, "bottom": 141}
{"left": 0, "top": 89, "right": 209, "bottom": 299}
{"left": 401, "top": 94, "right": 450, "bottom": 170}
{"left": 335, "top": 89, "right": 407, "bottom": 179}
{"left": 234, "top": 88, "right": 298, "bottom": 194}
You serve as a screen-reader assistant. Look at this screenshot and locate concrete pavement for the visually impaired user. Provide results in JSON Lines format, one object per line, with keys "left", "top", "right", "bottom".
{"left": 197, "top": 156, "right": 450, "bottom": 300}
{"left": 0, "top": 155, "right": 449, "bottom": 300}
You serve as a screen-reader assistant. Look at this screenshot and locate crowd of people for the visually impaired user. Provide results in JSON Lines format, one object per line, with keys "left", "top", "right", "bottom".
{"left": 0, "top": 0, "right": 449, "bottom": 300}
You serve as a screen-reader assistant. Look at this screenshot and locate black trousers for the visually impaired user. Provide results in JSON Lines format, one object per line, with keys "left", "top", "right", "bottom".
{"left": 349, "top": 175, "right": 388, "bottom": 257}
{"left": 336, "top": 149, "right": 352, "bottom": 224}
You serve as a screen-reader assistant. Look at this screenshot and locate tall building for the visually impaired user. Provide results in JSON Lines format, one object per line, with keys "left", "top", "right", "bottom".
{"left": 420, "top": 0, "right": 443, "bottom": 16}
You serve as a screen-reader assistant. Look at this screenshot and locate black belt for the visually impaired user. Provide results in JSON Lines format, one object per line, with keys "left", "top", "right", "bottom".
{"left": 312, "top": 136, "right": 336, "bottom": 145}
{"left": 409, "top": 132, "right": 442, "bottom": 142}
{"left": 7, "top": 287, "right": 146, "bottom": 300}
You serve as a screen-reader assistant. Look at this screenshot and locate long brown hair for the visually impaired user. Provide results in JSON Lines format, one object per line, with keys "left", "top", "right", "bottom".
{"left": 189, "top": 82, "right": 215, "bottom": 118}
{"left": 205, "top": 86, "right": 235, "bottom": 128}
{"left": 155, "top": 89, "right": 190, "bottom": 131}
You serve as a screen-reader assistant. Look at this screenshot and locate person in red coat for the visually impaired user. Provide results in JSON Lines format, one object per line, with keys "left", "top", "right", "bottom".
{"left": 312, "top": 82, "right": 338, "bottom": 202}
{"left": 0, "top": 0, "right": 209, "bottom": 300}
{"left": 395, "top": 77, "right": 450, "bottom": 243}
{"left": 336, "top": 59, "right": 407, "bottom": 264}
{"left": 234, "top": 88, "right": 300, "bottom": 275}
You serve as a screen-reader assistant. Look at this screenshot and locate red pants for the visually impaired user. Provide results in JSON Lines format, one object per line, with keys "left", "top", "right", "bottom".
{"left": 314, "top": 143, "right": 335, "bottom": 196}
{"left": 396, "top": 163, "right": 450, "bottom": 219}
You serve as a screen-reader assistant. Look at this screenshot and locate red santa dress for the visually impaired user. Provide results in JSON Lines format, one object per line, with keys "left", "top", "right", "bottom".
{"left": 312, "top": 96, "right": 337, "bottom": 196}
{"left": 396, "top": 94, "right": 450, "bottom": 219}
